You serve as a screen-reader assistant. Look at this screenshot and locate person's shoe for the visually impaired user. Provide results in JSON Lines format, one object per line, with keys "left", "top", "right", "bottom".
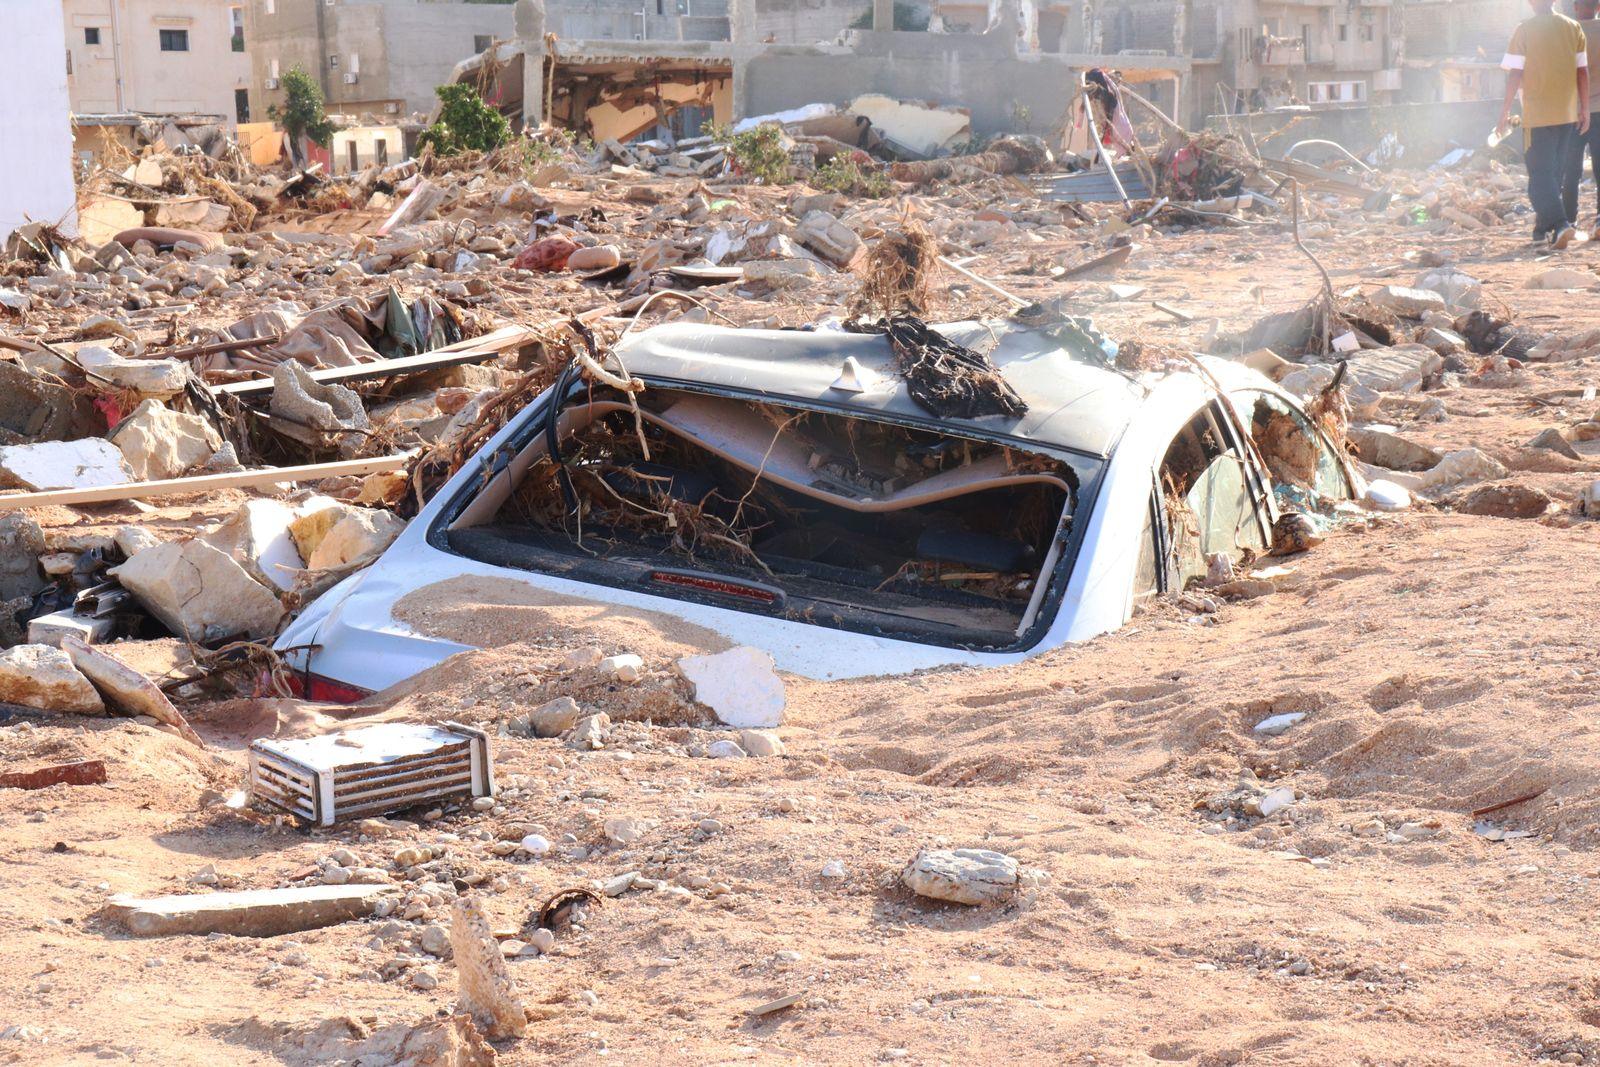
{"left": 1554, "top": 224, "right": 1578, "bottom": 249}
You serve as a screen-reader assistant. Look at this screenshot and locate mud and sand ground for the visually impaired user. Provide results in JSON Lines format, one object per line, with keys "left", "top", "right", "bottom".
{"left": 3, "top": 197, "right": 1600, "bottom": 1067}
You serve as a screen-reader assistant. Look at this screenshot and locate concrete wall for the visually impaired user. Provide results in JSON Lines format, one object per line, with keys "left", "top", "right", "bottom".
{"left": 1404, "top": 0, "right": 1520, "bottom": 59}
{"left": 66, "top": 0, "right": 252, "bottom": 121}
{"left": 741, "top": 29, "right": 1081, "bottom": 136}
{"left": 1206, "top": 96, "right": 1504, "bottom": 160}
{"left": 752, "top": 0, "right": 883, "bottom": 42}
{"left": 249, "top": 0, "right": 514, "bottom": 120}
{"left": 330, "top": 124, "right": 403, "bottom": 171}
{"left": 547, "top": 0, "right": 731, "bottom": 41}
{"left": 2, "top": 0, "right": 79, "bottom": 241}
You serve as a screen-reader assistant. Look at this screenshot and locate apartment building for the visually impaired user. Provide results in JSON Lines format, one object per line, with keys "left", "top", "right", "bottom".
{"left": 64, "top": 0, "right": 253, "bottom": 123}
{"left": 1400, "top": 0, "right": 1520, "bottom": 103}
{"left": 245, "top": 0, "right": 520, "bottom": 121}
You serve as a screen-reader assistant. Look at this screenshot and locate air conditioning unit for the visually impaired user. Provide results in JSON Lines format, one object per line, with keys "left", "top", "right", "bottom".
{"left": 263, "top": 77, "right": 278, "bottom": 89}
{"left": 342, "top": 72, "right": 358, "bottom": 84}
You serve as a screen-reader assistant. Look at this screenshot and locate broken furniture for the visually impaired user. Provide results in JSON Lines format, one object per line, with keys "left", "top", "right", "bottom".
{"left": 249, "top": 722, "right": 494, "bottom": 826}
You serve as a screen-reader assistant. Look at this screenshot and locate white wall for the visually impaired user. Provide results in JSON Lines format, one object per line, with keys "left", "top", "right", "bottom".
{"left": 1, "top": 0, "right": 78, "bottom": 241}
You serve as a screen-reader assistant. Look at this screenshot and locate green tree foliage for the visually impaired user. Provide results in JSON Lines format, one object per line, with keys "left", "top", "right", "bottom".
{"left": 812, "top": 154, "right": 892, "bottom": 197}
{"left": 267, "top": 67, "right": 335, "bottom": 156}
{"left": 706, "top": 122, "right": 792, "bottom": 184}
{"left": 417, "top": 84, "right": 512, "bottom": 156}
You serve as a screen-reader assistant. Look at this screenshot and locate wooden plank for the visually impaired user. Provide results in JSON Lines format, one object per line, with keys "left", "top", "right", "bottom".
{"left": 0, "top": 453, "right": 414, "bottom": 512}
{"left": 212, "top": 324, "right": 542, "bottom": 397}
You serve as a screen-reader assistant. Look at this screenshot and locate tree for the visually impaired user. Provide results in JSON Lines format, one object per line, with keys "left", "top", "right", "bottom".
{"left": 417, "top": 83, "right": 511, "bottom": 156}
{"left": 268, "top": 67, "right": 335, "bottom": 164}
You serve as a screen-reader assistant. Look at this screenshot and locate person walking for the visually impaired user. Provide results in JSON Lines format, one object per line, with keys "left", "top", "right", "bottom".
{"left": 1565, "top": 0, "right": 1600, "bottom": 236}
{"left": 1498, "top": 0, "right": 1590, "bottom": 247}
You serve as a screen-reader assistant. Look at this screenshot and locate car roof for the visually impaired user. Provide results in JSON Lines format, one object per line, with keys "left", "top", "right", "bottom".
{"left": 607, "top": 320, "right": 1151, "bottom": 458}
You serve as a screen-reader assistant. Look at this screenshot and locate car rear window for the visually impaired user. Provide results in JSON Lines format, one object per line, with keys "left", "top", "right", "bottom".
{"left": 433, "top": 383, "right": 1102, "bottom": 653}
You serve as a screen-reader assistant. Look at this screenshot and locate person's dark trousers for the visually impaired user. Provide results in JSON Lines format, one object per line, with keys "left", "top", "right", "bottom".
{"left": 1562, "top": 113, "right": 1600, "bottom": 219}
{"left": 1527, "top": 122, "right": 1578, "bottom": 238}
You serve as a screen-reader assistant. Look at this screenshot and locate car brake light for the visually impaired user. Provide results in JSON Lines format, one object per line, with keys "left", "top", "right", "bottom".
{"left": 280, "top": 671, "right": 372, "bottom": 704}
{"left": 647, "top": 570, "right": 781, "bottom": 605}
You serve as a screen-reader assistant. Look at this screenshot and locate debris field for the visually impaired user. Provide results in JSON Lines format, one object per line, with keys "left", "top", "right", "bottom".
{"left": 1, "top": 117, "right": 1600, "bottom": 1067}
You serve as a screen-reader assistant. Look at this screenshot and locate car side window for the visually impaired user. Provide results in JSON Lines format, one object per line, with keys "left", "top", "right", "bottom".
{"left": 1247, "top": 392, "right": 1352, "bottom": 499}
{"left": 1157, "top": 403, "right": 1269, "bottom": 586}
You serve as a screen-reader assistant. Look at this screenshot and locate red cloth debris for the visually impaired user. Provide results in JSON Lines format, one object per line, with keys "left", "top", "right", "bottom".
{"left": 513, "top": 237, "right": 579, "bottom": 272}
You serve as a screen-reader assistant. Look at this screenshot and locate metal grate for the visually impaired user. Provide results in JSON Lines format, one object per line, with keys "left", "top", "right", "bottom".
{"left": 249, "top": 722, "right": 493, "bottom": 826}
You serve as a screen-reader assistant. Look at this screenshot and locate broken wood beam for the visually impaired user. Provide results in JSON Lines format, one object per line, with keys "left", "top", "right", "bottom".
{"left": 0, "top": 759, "right": 107, "bottom": 790}
{"left": 0, "top": 453, "right": 415, "bottom": 512}
{"left": 108, "top": 884, "right": 396, "bottom": 937}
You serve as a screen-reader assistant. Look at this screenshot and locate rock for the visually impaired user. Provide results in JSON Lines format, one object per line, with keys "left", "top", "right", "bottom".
{"left": 1413, "top": 267, "right": 1482, "bottom": 308}
{"left": 1527, "top": 427, "right": 1581, "bottom": 459}
{"left": 568, "top": 713, "right": 609, "bottom": 749}
{"left": 675, "top": 646, "right": 785, "bottom": 728}
{"left": 1581, "top": 479, "right": 1600, "bottom": 516}
{"left": 567, "top": 245, "right": 622, "bottom": 271}
{"left": 512, "top": 236, "right": 579, "bottom": 272}
{"left": 603, "top": 816, "right": 656, "bottom": 844}
{"left": 450, "top": 895, "right": 526, "bottom": 1039}
{"left": 742, "top": 259, "right": 826, "bottom": 289}
{"left": 1342, "top": 346, "right": 1444, "bottom": 393}
{"left": 420, "top": 923, "right": 451, "bottom": 956}
{"left": 0, "top": 644, "right": 104, "bottom": 713}
{"left": 1369, "top": 285, "right": 1447, "bottom": 317}
{"left": 411, "top": 969, "right": 439, "bottom": 990}
{"left": 1420, "top": 448, "right": 1507, "bottom": 490}
{"left": 528, "top": 927, "right": 556, "bottom": 952}
{"left": 705, "top": 739, "right": 747, "bottom": 759}
{"left": 1362, "top": 479, "right": 1411, "bottom": 511}
{"left": 739, "top": 729, "right": 785, "bottom": 757}
{"left": 562, "top": 647, "right": 604, "bottom": 670}
{"left": 111, "top": 539, "right": 285, "bottom": 642}
{"left": 1254, "top": 786, "right": 1297, "bottom": 817}
{"left": 1254, "top": 712, "right": 1306, "bottom": 736}
{"left": 820, "top": 860, "right": 847, "bottom": 880}
{"left": 62, "top": 637, "right": 204, "bottom": 746}
{"left": 1418, "top": 327, "right": 1467, "bottom": 354}
{"left": 202, "top": 499, "right": 302, "bottom": 590}
{"left": 0, "top": 439, "right": 131, "bottom": 491}
{"left": 509, "top": 695, "right": 581, "bottom": 738}
{"left": 109, "top": 399, "right": 223, "bottom": 481}
{"left": 284, "top": 496, "right": 349, "bottom": 561}
{"left": 270, "top": 360, "right": 369, "bottom": 436}
{"left": 1346, "top": 427, "right": 1443, "bottom": 472}
{"left": 1456, "top": 483, "right": 1552, "bottom": 518}
{"left": 0, "top": 514, "right": 47, "bottom": 602}
{"left": 520, "top": 834, "right": 551, "bottom": 855}
{"left": 795, "top": 210, "right": 864, "bottom": 268}
{"left": 597, "top": 653, "right": 644, "bottom": 682}
{"left": 305, "top": 508, "right": 406, "bottom": 570}
{"left": 902, "top": 848, "right": 1020, "bottom": 906}
{"left": 108, "top": 884, "right": 394, "bottom": 937}
{"left": 75, "top": 346, "right": 187, "bottom": 398}
{"left": 1525, "top": 267, "right": 1594, "bottom": 290}
{"left": 115, "top": 524, "right": 162, "bottom": 558}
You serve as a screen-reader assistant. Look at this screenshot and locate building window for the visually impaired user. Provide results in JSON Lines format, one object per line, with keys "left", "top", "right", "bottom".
{"left": 347, "top": 141, "right": 359, "bottom": 172}
{"left": 329, "top": 53, "right": 339, "bottom": 68}
{"left": 474, "top": 34, "right": 493, "bottom": 52}
{"left": 349, "top": 52, "right": 360, "bottom": 74}
{"left": 269, "top": 57, "right": 280, "bottom": 78}
{"left": 65, "top": 48, "right": 73, "bottom": 75}
{"left": 265, "top": 0, "right": 275, "bottom": 12}
{"left": 1307, "top": 79, "right": 1367, "bottom": 103}
{"left": 231, "top": 7, "right": 245, "bottom": 51}
{"left": 235, "top": 88, "right": 250, "bottom": 123}
{"left": 1337, "top": 22, "right": 1348, "bottom": 42}
{"left": 85, "top": 26, "right": 101, "bottom": 45}
{"left": 376, "top": 139, "right": 389, "bottom": 165}
{"left": 160, "top": 29, "right": 189, "bottom": 51}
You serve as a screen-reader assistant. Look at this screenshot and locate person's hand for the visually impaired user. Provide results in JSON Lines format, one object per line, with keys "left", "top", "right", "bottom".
{"left": 1581, "top": 111, "right": 1592, "bottom": 135}
{"left": 1496, "top": 113, "right": 1513, "bottom": 137}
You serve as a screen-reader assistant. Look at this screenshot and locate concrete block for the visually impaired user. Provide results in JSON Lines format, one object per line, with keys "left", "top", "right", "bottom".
{"left": 0, "top": 439, "right": 131, "bottom": 491}
{"left": 107, "top": 884, "right": 395, "bottom": 937}
{"left": 111, "top": 539, "right": 284, "bottom": 642}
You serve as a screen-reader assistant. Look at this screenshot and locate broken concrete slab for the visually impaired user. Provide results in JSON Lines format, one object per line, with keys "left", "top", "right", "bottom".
{"left": 1527, "top": 427, "right": 1581, "bottom": 459}
{"left": 76, "top": 346, "right": 188, "bottom": 399}
{"left": 108, "top": 883, "right": 395, "bottom": 938}
{"left": 270, "top": 361, "right": 370, "bottom": 438}
{"left": 1369, "top": 285, "right": 1448, "bottom": 317}
{"left": 1342, "top": 346, "right": 1443, "bottom": 393}
{"left": 27, "top": 609, "right": 116, "bottom": 648}
{"left": 795, "top": 210, "right": 864, "bottom": 269}
{"left": 284, "top": 496, "right": 348, "bottom": 561}
{"left": 0, "top": 513, "right": 47, "bottom": 602}
{"left": 305, "top": 508, "right": 407, "bottom": 570}
{"left": 111, "top": 539, "right": 285, "bottom": 643}
{"left": 203, "top": 498, "right": 303, "bottom": 591}
{"left": 901, "top": 848, "right": 1020, "bottom": 906}
{"left": 742, "top": 259, "right": 826, "bottom": 289}
{"left": 1525, "top": 267, "right": 1594, "bottom": 291}
{"left": 63, "top": 637, "right": 205, "bottom": 747}
{"left": 1420, "top": 448, "right": 1508, "bottom": 490}
{"left": 0, "top": 438, "right": 132, "bottom": 491}
{"left": 109, "top": 399, "right": 223, "bottom": 482}
{"left": 847, "top": 94, "right": 970, "bottom": 157}
{"left": 0, "top": 643, "right": 105, "bottom": 714}
{"left": 1346, "top": 427, "right": 1444, "bottom": 472}
{"left": 675, "top": 646, "right": 785, "bottom": 728}
{"left": 0, "top": 361, "right": 97, "bottom": 445}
